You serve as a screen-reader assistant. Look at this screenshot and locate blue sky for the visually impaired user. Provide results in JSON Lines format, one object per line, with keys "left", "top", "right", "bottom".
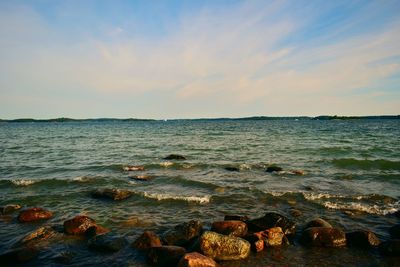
{"left": 0, "top": 0, "right": 399, "bottom": 119}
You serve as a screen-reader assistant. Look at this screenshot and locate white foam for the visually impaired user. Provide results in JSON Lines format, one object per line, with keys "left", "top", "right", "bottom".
{"left": 160, "top": 162, "right": 174, "bottom": 167}
{"left": 322, "top": 201, "right": 400, "bottom": 215}
{"left": 302, "top": 192, "right": 342, "bottom": 200}
{"left": 142, "top": 192, "right": 210, "bottom": 203}
{"left": 72, "top": 176, "right": 93, "bottom": 182}
{"left": 11, "top": 179, "right": 35, "bottom": 186}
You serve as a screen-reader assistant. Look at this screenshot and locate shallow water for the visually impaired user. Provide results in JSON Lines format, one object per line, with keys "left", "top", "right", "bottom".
{"left": 0, "top": 119, "right": 399, "bottom": 266}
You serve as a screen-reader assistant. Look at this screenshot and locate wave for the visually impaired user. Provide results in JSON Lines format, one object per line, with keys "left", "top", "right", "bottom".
{"left": 322, "top": 201, "right": 400, "bottom": 215}
{"left": 10, "top": 179, "right": 36, "bottom": 186}
{"left": 332, "top": 158, "right": 400, "bottom": 170}
{"left": 138, "top": 192, "right": 210, "bottom": 204}
{"left": 1, "top": 176, "right": 109, "bottom": 188}
{"left": 156, "top": 176, "right": 219, "bottom": 191}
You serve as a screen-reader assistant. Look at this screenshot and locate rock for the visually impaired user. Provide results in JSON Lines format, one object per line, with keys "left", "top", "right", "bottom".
{"left": 266, "top": 166, "right": 283, "bottom": 173}
{"left": 18, "top": 226, "right": 59, "bottom": 247}
{"left": 0, "top": 204, "right": 22, "bottom": 215}
{"left": 199, "top": 231, "right": 250, "bottom": 261}
{"left": 85, "top": 225, "right": 110, "bottom": 237}
{"left": 300, "top": 227, "right": 346, "bottom": 247}
{"left": 379, "top": 239, "right": 400, "bottom": 256}
{"left": 130, "top": 175, "right": 154, "bottom": 181}
{"left": 289, "top": 209, "right": 302, "bottom": 217}
{"left": 63, "top": 215, "right": 97, "bottom": 235}
{"left": 346, "top": 230, "right": 380, "bottom": 247}
{"left": 91, "top": 188, "right": 132, "bottom": 201}
{"left": 132, "top": 231, "right": 162, "bottom": 250}
{"left": 224, "top": 215, "right": 249, "bottom": 222}
{"left": 148, "top": 245, "right": 186, "bottom": 266}
{"left": 211, "top": 221, "right": 248, "bottom": 237}
{"left": 17, "top": 207, "right": 53, "bottom": 223}
{"left": 247, "top": 212, "right": 296, "bottom": 235}
{"left": 244, "top": 234, "right": 264, "bottom": 252}
{"left": 254, "top": 227, "right": 285, "bottom": 247}
{"left": 389, "top": 224, "right": 400, "bottom": 239}
{"left": 163, "top": 220, "right": 203, "bottom": 247}
{"left": 177, "top": 252, "right": 219, "bottom": 267}
{"left": 305, "top": 218, "right": 333, "bottom": 229}
{"left": 224, "top": 167, "right": 240, "bottom": 172}
{"left": 0, "top": 247, "right": 38, "bottom": 265}
{"left": 291, "top": 170, "right": 305, "bottom": 176}
{"left": 164, "top": 154, "right": 187, "bottom": 160}
{"left": 88, "top": 234, "right": 128, "bottom": 252}
{"left": 123, "top": 165, "right": 145, "bottom": 171}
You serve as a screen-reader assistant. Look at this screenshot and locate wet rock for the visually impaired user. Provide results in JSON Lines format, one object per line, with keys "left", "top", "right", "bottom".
{"left": 18, "top": 207, "right": 53, "bottom": 223}
{"left": 266, "top": 166, "right": 283, "bottom": 173}
{"left": 289, "top": 209, "right": 302, "bottom": 217}
{"left": 211, "top": 221, "right": 248, "bottom": 237}
{"left": 305, "top": 218, "right": 333, "bottom": 229}
{"left": 389, "top": 224, "right": 400, "bottom": 239}
{"left": 164, "top": 154, "right": 187, "bottom": 160}
{"left": 291, "top": 170, "right": 306, "bottom": 176}
{"left": 123, "top": 165, "right": 145, "bottom": 171}
{"left": 130, "top": 175, "right": 154, "bottom": 181}
{"left": 178, "top": 252, "right": 219, "bottom": 267}
{"left": 224, "top": 215, "right": 249, "bottom": 222}
{"left": 88, "top": 234, "right": 128, "bottom": 252}
{"left": 85, "top": 225, "right": 110, "bottom": 237}
{"left": 148, "top": 245, "right": 186, "bottom": 266}
{"left": 247, "top": 212, "right": 296, "bottom": 235}
{"left": 379, "top": 239, "right": 400, "bottom": 256}
{"left": 199, "top": 231, "right": 250, "bottom": 261}
{"left": 91, "top": 188, "right": 133, "bottom": 201}
{"left": 300, "top": 227, "right": 346, "bottom": 247}
{"left": 132, "top": 231, "right": 162, "bottom": 250}
{"left": 346, "top": 230, "right": 380, "bottom": 247}
{"left": 163, "top": 220, "right": 203, "bottom": 247}
{"left": 63, "top": 215, "right": 97, "bottom": 235}
{"left": 224, "top": 167, "right": 240, "bottom": 172}
{"left": 18, "top": 226, "right": 59, "bottom": 247}
{"left": 0, "top": 247, "right": 38, "bottom": 265}
{"left": 254, "top": 227, "right": 285, "bottom": 247}
{"left": 0, "top": 204, "right": 21, "bottom": 215}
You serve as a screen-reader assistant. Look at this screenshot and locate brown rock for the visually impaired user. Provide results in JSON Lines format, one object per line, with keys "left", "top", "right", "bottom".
{"left": 211, "top": 221, "right": 248, "bottom": 237}
{"left": 346, "top": 230, "right": 380, "bottom": 247}
{"left": 254, "top": 227, "right": 285, "bottom": 247}
{"left": 132, "top": 231, "right": 162, "bottom": 250}
{"left": 300, "top": 227, "right": 346, "bottom": 247}
{"left": 0, "top": 204, "right": 22, "bottom": 215}
{"left": 163, "top": 220, "right": 203, "bottom": 246}
{"left": 148, "top": 245, "right": 186, "bottom": 266}
{"left": 130, "top": 175, "right": 154, "bottom": 181}
{"left": 63, "top": 215, "right": 97, "bottom": 235}
{"left": 178, "top": 252, "right": 219, "bottom": 267}
{"left": 163, "top": 154, "right": 187, "bottom": 160}
{"left": 18, "top": 226, "right": 59, "bottom": 247}
{"left": 91, "top": 188, "right": 132, "bottom": 201}
{"left": 85, "top": 225, "right": 110, "bottom": 237}
{"left": 18, "top": 207, "right": 53, "bottom": 223}
{"left": 305, "top": 218, "right": 332, "bottom": 229}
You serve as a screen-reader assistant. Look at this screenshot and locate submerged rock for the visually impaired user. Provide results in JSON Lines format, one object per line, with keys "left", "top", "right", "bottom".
{"left": 163, "top": 220, "right": 203, "bottom": 247}
{"left": 132, "top": 231, "right": 162, "bottom": 250}
{"left": 130, "top": 175, "right": 154, "bottom": 181}
{"left": 88, "top": 234, "right": 128, "bottom": 252}
{"left": 266, "top": 166, "right": 283, "bottom": 173}
{"left": 300, "top": 227, "right": 346, "bottom": 247}
{"left": 379, "top": 239, "right": 400, "bottom": 256}
{"left": 289, "top": 209, "right": 302, "bottom": 217}
{"left": 199, "top": 231, "right": 250, "bottom": 261}
{"left": 305, "top": 218, "right": 333, "bottom": 229}
{"left": 224, "top": 215, "right": 249, "bottom": 222}
{"left": 164, "top": 154, "right": 187, "bottom": 160}
{"left": 211, "top": 221, "right": 248, "bottom": 237}
{"left": 224, "top": 167, "right": 240, "bottom": 172}
{"left": 0, "top": 204, "right": 22, "bottom": 215}
{"left": 148, "top": 245, "right": 186, "bottom": 266}
{"left": 91, "top": 188, "right": 132, "bottom": 201}
{"left": 17, "top": 226, "right": 59, "bottom": 247}
{"left": 0, "top": 247, "right": 38, "bottom": 265}
{"left": 177, "top": 252, "right": 219, "bottom": 267}
{"left": 63, "top": 215, "right": 97, "bottom": 235}
{"left": 247, "top": 212, "right": 296, "bottom": 235}
{"left": 389, "top": 224, "right": 400, "bottom": 239}
{"left": 18, "top": 207, "right": 53, "bottom": 223}
{"left": 346, "top": 230, "right": 380, "bottom": 247}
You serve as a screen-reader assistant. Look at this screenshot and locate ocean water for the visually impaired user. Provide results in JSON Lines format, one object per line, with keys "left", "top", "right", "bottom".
{"left": 0, "top": 119, "right": 399, "bottom": 266}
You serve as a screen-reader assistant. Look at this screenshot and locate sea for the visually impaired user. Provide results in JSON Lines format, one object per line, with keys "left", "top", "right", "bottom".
{"left": 0, "top": 119, "right": 399, "bottom": 266}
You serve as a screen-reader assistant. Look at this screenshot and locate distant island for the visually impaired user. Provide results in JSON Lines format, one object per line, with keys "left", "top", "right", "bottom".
{"left": 0, "top": 115, "right": 399, "bottom": 123}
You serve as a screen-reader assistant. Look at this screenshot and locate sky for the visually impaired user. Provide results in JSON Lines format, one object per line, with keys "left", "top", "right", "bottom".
{"left": 0, "top": 0, "right": 399, "bottom": 119}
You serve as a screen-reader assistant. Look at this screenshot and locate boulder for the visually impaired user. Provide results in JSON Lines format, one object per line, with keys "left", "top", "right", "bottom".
{"left": 211, "top": 221, "right": 247, "bottom": 237}
{"left": 178, "top": 252, "right": 219, "bottom": 267}
{"left": 300, "top": 227, "right": 346, "bottom": 247}
{"left": 91, "top": 188, "right": 132, "bottom": 201}
{"left": 88, "top": 234, "right": 128, "bottom": 252}
{"left": 63, "top": 215, "right": 97, "bottom": 235}
{"left": 199, "top": 231, "right": 250, "bottom": 261}
{"left": 304, "top": 218, "right": 332, "bottom": 229}
{"left": 266, "top": 166, "right": 283, "bottom": 173}
{"left": 254, "top": 227, "right": 285, "bottom": 247}
{"left": 244, "top": 234, "right": 264, "bottom": 252}
{"left": 224, "top": 167, "right": 240, "bottom": 172}
{"left": 224, "top": 215, "right": 249, "bottom": 222}
{"left": 0, "top": 204, "right": 21, "bottom": 215}
{"left": 148, "top": 245, "right": 186, "bottom": 266}
{"left": 132, "top": 231, "right": 162, "bottom": 250}
{"left": 247, "top": 212, "right": 296, "bottom": 235}
{"left": 379, "top": 239, "right": 400, "bottom": 256}
{"left": 164, "top": 154, "right": 187, "bottom": 160}
{"left": 18, "top": 207, "right": 53, "bottom": 223}
{"left": 0, "top": 247, "right": 38, "bottom": 265}
{"left": 130, "top": 175, "right": 154, "bottom": 181}
{"left": 163, "top": 220, "right": 203, "bottom": 247}
{"left": 389, "top": 224, "right": 400, "bottom": 239}
{"left": 346, "top": 230, "right": 380, "bottom": 247}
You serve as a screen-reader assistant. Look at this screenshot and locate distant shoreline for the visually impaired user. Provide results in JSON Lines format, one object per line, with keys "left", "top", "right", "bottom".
{"left": 0, "top": 115, "right": 399, "bottom": 123}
